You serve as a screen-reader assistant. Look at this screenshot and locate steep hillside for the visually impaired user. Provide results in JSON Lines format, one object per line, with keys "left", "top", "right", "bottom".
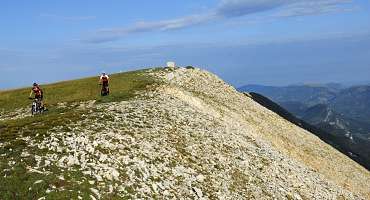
{"left": 238, "top": 84, "right": 370, "bottom": 133}
{"left": 331, "top": 86, "right": 370, "bottom": 122}
{"left": 1, "top": 68, "right": 369, "bottom": 199}
{"left": 247, "top": 93, "right": 370, "bottom": 170}
{"left": 240, "top": 84, "right": 370, "bottom": 170}
{"left": 302, "top": 104, "right": 370, "bottom": 136}
{"left": 278, "top": 101, "right": 309, "bottom": 118}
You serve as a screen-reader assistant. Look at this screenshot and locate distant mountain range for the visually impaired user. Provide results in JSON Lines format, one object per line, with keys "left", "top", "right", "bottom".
{"left": 331, "top": 86, "right": 370, "bottom": 123}
{"left": 239, "top": 84, "right": 339, "bottom": 107}
{"left": 239, "top": 84, "right": 370, "bottom": 170}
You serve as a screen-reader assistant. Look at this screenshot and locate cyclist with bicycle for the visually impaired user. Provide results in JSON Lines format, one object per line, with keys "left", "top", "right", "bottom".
{"left": 99, "top": 72, "right": 110, "bottom": 96}
{"left": 29, "top": 82, "right": 46, "bottom": 110}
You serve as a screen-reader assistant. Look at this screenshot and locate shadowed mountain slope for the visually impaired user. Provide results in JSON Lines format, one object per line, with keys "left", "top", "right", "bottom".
{"left": 247, "top": 92, "right": 370, "bottom": 170}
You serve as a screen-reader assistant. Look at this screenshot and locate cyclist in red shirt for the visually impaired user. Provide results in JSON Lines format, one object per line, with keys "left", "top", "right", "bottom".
{"left": 99, "top": 72, "right": 110, "bottom": 96}
{"left": 29, "top": 83, "right": 46, "bottom": 109}
{"left": 99, "top": 72, "right": 109, "bottom": 86}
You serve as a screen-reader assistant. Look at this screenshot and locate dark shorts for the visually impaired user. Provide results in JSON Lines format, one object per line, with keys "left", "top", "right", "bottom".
{"left": 35, "top": 94, "right": 43, "bottom": 101}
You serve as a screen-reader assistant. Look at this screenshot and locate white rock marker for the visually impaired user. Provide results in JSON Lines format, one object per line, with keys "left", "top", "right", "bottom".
{"left": 167, "top": 61, "right": 176, "bottom": 68}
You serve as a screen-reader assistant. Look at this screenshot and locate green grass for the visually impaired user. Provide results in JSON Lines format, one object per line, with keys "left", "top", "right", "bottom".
{"left": 0, "top": 106, "right": 87, "bottom": 142}
{"left": 0, "top": 68, "right": 162, "bottom": 199}
{"left": 0, "top": 102, "right": 95, "bottom": 199}
{"left": 0, "top": 67, "right": 161, "bottom": 155}
{"left": 0, "top": 68, "right": 159, "bottom": 113}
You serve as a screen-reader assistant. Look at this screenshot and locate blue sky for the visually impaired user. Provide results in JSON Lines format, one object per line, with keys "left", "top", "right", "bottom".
{"left": 1, "top": 0, "right": 370, "bottom": 89}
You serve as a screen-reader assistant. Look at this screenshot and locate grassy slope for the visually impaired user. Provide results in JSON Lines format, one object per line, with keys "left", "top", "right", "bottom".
{"left": 0, "top": 68, "right": 159, "bottom": 199}
{"left": 0, "top": 69, "right": 157, "bottom": 112}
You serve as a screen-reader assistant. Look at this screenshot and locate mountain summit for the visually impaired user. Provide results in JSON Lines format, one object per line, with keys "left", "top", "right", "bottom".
{"left": 1, "top": 67, "right": 369, "bottom": 199}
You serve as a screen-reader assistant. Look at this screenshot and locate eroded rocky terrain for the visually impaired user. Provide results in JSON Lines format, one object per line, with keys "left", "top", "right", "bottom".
{"left": 1, "top": 67, "right": 369, "bottom": 199}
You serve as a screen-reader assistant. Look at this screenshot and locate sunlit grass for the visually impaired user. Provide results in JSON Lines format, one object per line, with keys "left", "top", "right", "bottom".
{"left": 0, "top": 67, "right": 162, "bottom": 199}
{"left": 0, "top": 68, "right": 158, "bottom": 113}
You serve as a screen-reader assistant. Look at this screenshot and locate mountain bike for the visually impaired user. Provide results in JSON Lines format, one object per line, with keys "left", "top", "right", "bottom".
{"left": 100, "top": 83, "right": 110, "bottom": 96}
{"left": 29, "top": 98, "right": 44, "bottom": 115}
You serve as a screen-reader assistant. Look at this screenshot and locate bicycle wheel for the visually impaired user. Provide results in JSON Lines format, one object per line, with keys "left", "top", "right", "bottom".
{"left": 31, "top": 104, "right": 36, "bottom": 115}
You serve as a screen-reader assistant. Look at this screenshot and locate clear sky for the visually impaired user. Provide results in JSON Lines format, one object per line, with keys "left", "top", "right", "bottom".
{"left": 1, "top": 0, "right": 370, "bottom": 89}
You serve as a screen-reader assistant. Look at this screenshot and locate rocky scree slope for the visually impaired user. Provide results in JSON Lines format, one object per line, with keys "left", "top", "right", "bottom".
{"left": 1, "top": 67, "right": 370, "bottom": 199}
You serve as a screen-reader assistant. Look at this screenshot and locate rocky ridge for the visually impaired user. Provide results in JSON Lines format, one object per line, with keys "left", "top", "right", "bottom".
{"left": 2, "top": 67, "right": 370, "bottom": 199}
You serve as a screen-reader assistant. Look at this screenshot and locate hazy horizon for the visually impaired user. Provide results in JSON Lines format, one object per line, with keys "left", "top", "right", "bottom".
{"left": 1, "top": 0, "right": 370, "bottom": 89}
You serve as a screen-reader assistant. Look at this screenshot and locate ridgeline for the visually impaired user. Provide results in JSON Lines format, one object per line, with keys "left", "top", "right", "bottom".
{"left": 0, "top": 67, "right": 369, "bottom": 199}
